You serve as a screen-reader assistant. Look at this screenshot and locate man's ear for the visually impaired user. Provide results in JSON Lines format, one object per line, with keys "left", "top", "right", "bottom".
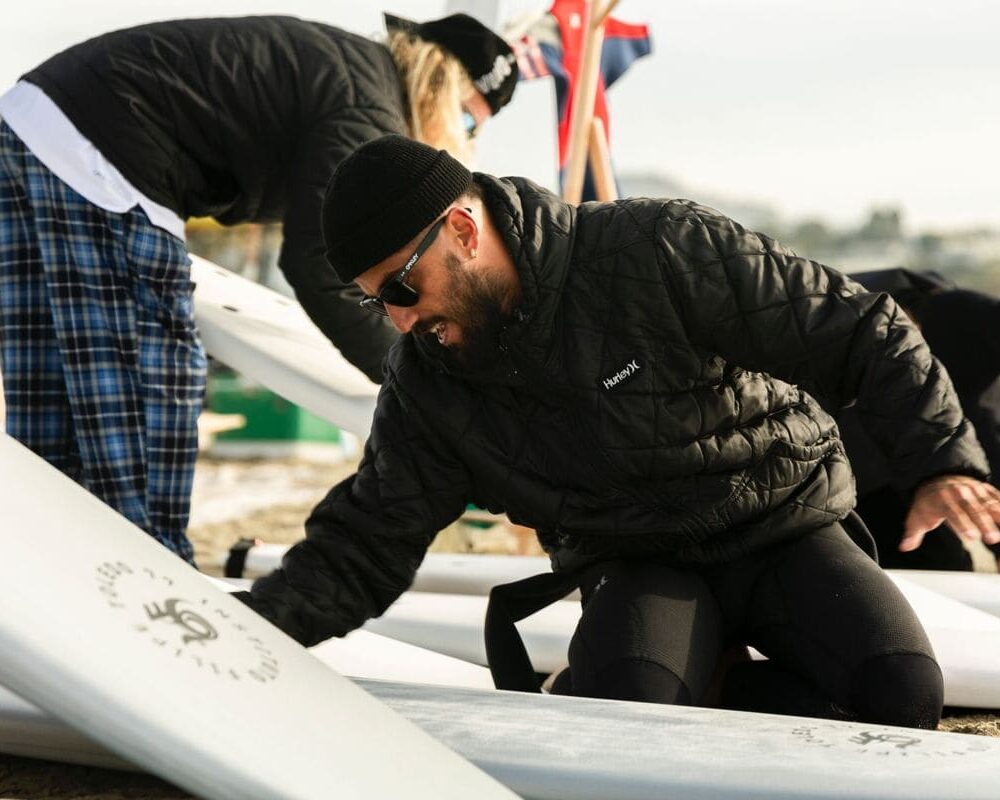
{"left": 448, "top": 206, "right": 478, "bottom": 258}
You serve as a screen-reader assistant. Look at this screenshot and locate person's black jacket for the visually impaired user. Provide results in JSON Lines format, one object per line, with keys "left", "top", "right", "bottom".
{"left": 245, "top": 176, "right": 989, "bottom": 646}
{"left": 920, "top": 289, "right": 1000, "bottom": 479}
{"left": 23, "top": 16, "right": 401, "bottom": 381}
{"left": 838, "top": 269, "right": 999, "bottom": 492}
{"left": 835, "top": 269, "right": 999, "bottom": 565}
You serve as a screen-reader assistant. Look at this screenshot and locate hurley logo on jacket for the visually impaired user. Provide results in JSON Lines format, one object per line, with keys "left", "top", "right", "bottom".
{"left": 600, "top": 358, "right": 643, "bottom": 391}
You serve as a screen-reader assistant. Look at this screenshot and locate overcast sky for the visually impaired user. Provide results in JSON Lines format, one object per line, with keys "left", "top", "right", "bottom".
{"left": 3, "top": 0, "right": 998, "bottom": 231}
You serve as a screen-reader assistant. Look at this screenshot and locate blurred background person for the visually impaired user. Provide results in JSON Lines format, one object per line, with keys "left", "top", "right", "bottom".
{"left": 0, "top": 13, "right": 518, "bottom": 562}
{"left": 837, "top": 268, "right": 1000, "bottom": 570}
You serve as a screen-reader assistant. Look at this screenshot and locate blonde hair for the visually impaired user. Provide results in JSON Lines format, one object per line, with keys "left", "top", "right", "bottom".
{"left": 388, "top": 31, "right": 476, "bottom": 165}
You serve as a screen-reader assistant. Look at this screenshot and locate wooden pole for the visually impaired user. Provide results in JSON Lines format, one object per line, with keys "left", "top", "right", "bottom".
{"left": 587, "top": 117, "right": 617, "bottom": 201}
{"left": 592, "top": 0, "right": 620, "bottom": 27}
{"left": 562, "top": 0, "right": 621, "bottom": 204}
{"left": 561, "top": 1, "right": 599, "bottom": 203}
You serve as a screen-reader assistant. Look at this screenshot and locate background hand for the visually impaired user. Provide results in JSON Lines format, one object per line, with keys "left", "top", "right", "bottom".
{"left": 901, "top": 475, "right": 1000, "bottom": 553}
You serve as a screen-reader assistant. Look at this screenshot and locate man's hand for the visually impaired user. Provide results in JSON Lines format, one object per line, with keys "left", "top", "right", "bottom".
{"left": 901, "top": 475, "right": 1000, "bottom": 552}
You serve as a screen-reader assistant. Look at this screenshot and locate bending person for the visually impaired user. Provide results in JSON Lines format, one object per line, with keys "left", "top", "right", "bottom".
{"left": 836, "top": 268, "right": 1000, "bottom": 569}
{"left": 0, "top": 14, "right": 518, "bottom": 562}
{"left": 237, "top": 136, "right": 1000, "bottom": 729}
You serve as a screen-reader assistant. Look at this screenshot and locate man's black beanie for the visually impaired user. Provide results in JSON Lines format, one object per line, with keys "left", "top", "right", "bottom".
{"left": 323, "top": 135, "right": 472, "bottom": 284}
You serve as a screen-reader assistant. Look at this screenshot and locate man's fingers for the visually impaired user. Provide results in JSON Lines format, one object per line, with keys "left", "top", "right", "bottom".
{"left": 971, "top": 486, "right": 1000, "bottom": 543}
{"left": 978, "top": 502, "right": 1000, "bottom": 545}
{"left": 899, "top": 526, "right": 928, "bottom": 552}
{"left": 905, "top": 476, "right": 1000, "bottom": 551}
{"left": 982, "top": 490, "right": 1000, "bottom": 544}
{"left": 901, "top": 506, "right": 938, "bottom": 552}
{"left": 957, "top": 483, "right": 1000, "bottom": 542}
{"left": 940, "top": 483, "right": 988, "bottom": 541}
{"left": 947, "top": 509, "right": 983, "bottom": 542}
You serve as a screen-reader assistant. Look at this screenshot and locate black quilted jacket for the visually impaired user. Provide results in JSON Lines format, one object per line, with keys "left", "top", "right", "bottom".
{"left": 23, "top": 16, "right": 400, "bottom": 381}
{"left": 246, "top": 175, "right": 989, "bottom": 646}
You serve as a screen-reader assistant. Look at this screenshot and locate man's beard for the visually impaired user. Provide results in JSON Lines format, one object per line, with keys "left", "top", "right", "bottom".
{"left": 416, "top": 252, "right": 517, "bottom": 373}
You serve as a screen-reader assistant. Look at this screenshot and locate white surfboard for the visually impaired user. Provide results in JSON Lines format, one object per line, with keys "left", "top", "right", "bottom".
{"left": 409, "top": 557, "right": 1000, "bottom": 641}
{"left": 310, "top": 629, "right": 493, "bottom": 690}
{"left": 0, "top": 685, "right": 132, "bottom": 771}
{"left": 0, "top": 630, "right": 493, "bottom": 772}
{"left": 0, "top": 433, "right": 516, "bottom": 800}
{"left": 886, "top": 573, "right": 1000, "bottom": 707}
{"left": 365, "top": 590, "right": 572, "bottom": 672}
{"left": 221, "top": 543, "right": 560, "bottom": 591}
{"left": 888, "top": 569, "right": 1000, "bottom": 619}
{"left": 191, "top": 256, "right": 378, "bottom": 437}
{"left": 411, "top": 552, "right": 558, "bottom": 594}
{"left": 228, "top": 546, "right": 1000, "bottom": 634}
{"left": 204, "top": 576, "right": 495, "bottom": 688}
{"left": 205, "top": 574, "right": 494, "bottom": 689}
{"left": 365, "top": 583, "right": 1000, "bottom": 709}
{"left": 360, "top": 679, "right": 1000, "bottom": 800}
{"left": 223, "top": 547, "right": 1000, "bottom": 707}
{"left": 2, "top": 677, "right": 1000, "bottom": 800}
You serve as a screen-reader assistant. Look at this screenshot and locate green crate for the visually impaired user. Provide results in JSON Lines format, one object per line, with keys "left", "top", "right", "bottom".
{"left": 207, "top": 372, "right": 341, "bottom": 443}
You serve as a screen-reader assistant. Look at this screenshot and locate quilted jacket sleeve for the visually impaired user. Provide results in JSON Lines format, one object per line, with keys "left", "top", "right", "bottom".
{"left": 243, "top": 376, "right": 473, "bottom": 646}
{"left": 278, "top": 110, "right": 402, "bottom": 383}
{"left": 655, "top": 200, "right": 989, "bottom": 491}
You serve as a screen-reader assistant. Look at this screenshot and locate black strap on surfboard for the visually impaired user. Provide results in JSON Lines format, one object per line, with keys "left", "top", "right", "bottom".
{"left": 224, "top": 537, "right": 257, "bottom": 578}
{"left": 485, "top": 569, "right": 581, "bottom": 692}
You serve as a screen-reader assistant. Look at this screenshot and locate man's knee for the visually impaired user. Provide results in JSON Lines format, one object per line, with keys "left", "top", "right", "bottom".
{"left": 589, "top": 657, "right": 692, "bottom": 705}
{"left": 851, "top": 652, "right": 943, "bottom": 729}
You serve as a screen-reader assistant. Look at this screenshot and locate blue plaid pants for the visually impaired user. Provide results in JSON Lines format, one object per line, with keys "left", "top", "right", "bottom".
{"left": 0, "top": 122, "right": 204, "bottom": 562}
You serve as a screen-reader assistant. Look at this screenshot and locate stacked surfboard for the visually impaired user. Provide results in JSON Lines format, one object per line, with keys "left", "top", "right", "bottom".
{"left": 4, "top": 431, "right": 1000, "bottom": 798}
{"left": 4, "top": 263, "right": 1000, "bottom": 799}
{"left": 190, "top": 255, "right": 378, "bottom": 438}
{"left": 223, "top": 545, "right": 1000, "bottom": 710}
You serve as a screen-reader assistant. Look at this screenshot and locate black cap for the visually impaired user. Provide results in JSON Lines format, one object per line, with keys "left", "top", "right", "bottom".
{"left": 323, "top": 135, "right": 473, "bottom": 283}
{"left": 384, "top": 12, "right": 519, "bottom": 115}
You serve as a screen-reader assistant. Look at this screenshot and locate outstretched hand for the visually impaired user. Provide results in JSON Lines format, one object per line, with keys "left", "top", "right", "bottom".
{"left": 901, "top": 475, "right": 1000, "bottom": 552}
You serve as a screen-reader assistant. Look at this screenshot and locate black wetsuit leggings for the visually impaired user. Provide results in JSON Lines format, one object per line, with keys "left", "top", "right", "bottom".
{"left": 550, "top": 521, "right": 944, "bottom": 729}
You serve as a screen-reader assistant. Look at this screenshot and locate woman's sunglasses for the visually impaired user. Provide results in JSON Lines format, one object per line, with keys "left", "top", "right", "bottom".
{"left": 461, "top": 108, "right": 480, "bottom": 140}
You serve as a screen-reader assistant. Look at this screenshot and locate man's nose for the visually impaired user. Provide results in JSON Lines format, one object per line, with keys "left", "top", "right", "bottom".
{"left": 386, "top": 304, "right": 419, "bottom": 334}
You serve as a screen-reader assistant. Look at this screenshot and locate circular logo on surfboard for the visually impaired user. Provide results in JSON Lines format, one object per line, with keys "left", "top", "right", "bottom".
{"left": 791, "top": 724, "right": 990, "bottom": 758}
{"left": 96, "top": 560, "right": 279, "bottom": 684}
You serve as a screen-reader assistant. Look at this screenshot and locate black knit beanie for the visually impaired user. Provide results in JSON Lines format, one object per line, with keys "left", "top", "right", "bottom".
{"left": 323, "top": 135, "right": 472, "bottom": 283}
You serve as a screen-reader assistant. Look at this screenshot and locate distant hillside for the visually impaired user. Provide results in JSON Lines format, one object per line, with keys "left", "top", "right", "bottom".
{"left": 617, "top": 171, "right": 1000, "bottom": 296}
{"left": 618, "top": 171, "right": 782, "bottom": 233}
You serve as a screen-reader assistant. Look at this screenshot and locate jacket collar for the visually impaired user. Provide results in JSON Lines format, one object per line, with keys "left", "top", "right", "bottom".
{"left": 475, "top": 173, "right": 576, "bottom": 371}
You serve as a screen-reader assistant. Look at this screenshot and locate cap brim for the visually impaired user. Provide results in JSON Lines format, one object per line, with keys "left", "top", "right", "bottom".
{"left": 383, "top": 12, "right": 420, "bottom": 35}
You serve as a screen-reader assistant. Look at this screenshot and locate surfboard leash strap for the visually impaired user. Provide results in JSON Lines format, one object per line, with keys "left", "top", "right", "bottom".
{"left": 224, "top": 537, "right": 257, "bottom": 578}
{"left": 485, "top": 569, "right": 581, "bottom": 692}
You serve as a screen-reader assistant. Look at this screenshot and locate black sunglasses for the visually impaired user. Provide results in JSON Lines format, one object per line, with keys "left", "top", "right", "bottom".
{"left": 359, "top": 216, "right": 447, "bottom": 316}
{"left": 359, "top": 208, "right": 471, "bottom": 316}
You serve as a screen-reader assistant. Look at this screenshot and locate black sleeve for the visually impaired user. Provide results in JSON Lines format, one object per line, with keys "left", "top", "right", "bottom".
{"left": 240, "top": 377, "right": 473, "bottom": 646}
{"left": 278, "top": 109, "right": 404, "bottom": 383}
{"left": 656, "top": 201, "right": 990, "bottom": 492}
{"left": 922, "top": 290, "right": 1000, "bottom": 487}
{"left": 922, "top": 289, "right": 1000, "bottom": 392}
